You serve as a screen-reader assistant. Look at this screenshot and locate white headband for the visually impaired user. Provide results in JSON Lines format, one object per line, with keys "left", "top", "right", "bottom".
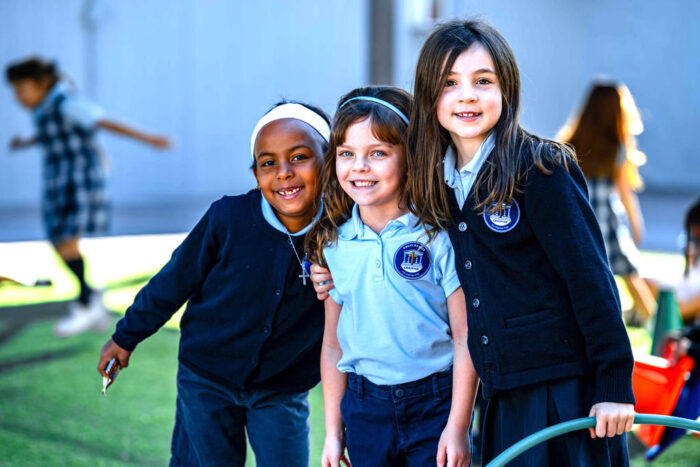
{"left": 250, "top": 103, "right": 330, "bottom": 161}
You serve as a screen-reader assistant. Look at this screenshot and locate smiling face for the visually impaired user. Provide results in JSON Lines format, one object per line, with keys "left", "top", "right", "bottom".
{"left": 253, "top": 118, "right": 324, "bottom": 233}
{"left": 335, "top": 117, "right": 406, "bottom": 221}
{"left": 436, "top": 43, "right": 502, "bottom": 160}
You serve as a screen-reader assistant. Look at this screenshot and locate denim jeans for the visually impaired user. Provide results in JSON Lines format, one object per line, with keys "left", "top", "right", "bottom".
{"left": 170, "top": 362, "right": 310, "bottom": 467}
{"left": 341, "top": 369, "right": 469, "bottom": 467}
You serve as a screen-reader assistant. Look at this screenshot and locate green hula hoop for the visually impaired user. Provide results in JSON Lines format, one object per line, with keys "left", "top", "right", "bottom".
{"left": 486, "top": 414, "right": 700, "bottom": 467}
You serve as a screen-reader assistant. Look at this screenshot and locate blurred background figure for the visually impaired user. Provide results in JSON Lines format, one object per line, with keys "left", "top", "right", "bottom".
{"left": 559, "top": 81, "right": 656, "bottom": 324}
{"left": 676, "top": 196, "right": 700, "bottom": 323}
{"left": 5, "top": 56, "right": 170, "bottom": 337}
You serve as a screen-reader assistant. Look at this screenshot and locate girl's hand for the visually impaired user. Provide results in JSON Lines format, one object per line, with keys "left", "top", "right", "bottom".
{"left": 9, "top": 136, "right": 34, "bottom": 150}
{"left": 321, "top": 435, "right": 350, "bottom": 467}
{"left": 588, "top": 402, "right": 635, "bottom": 438}
{"left": 436, "top": 422, "right": 471, "bottom": 467}
{"left": 97, "top": 338, "right": 132, "bottom": 376}
{"left": 147, "top": 135, "right": 171, "bottom": 149}
{"left": 310, "top": 263, "right": 335, "bottom": 300}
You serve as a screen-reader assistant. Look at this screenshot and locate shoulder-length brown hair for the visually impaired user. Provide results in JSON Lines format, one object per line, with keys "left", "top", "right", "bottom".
{"left": 408, "top": 19, "right": 574, "bottom": 225}
{"left": 307, "top": 86, "right": 426, "bottom": 266}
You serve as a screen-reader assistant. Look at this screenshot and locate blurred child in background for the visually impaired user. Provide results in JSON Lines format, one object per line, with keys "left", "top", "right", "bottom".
{"left": 676, "top": 196, "right": 700, "bottom": 323}
{"left": 5, "top": 56, "right": 170, "bottom": 336}
{"left": 560, "top": 81, "right": 656, "bottom": 323}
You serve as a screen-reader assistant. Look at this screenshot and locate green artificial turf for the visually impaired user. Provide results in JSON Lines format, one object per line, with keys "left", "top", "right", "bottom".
{"left": 0, "top": 238, "right": 697, "bottom": 465}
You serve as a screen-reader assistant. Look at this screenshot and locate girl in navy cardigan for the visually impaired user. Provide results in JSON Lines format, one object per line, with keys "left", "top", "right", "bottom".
{"left": 313, "top": 20, "right": 636, "bottom": 466}
{"left": 98, "top": 101, "right": 330, "bottom": 466}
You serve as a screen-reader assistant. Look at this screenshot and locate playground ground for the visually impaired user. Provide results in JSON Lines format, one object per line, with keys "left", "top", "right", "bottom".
{"left": 0, "top": 234, "right": 697, "bottom": 466}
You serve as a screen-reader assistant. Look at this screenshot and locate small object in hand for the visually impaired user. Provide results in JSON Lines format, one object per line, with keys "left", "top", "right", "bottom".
{"left": 102, "top": 358, "right": 120, "bottom": 395}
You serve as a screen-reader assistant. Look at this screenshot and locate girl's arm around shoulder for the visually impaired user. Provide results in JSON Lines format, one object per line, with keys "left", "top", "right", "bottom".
{"left": 437, "top": 287, "right": 479, "bottom": 467}
{"left": 321, "top": 297, "right": 350, "bottom": 467}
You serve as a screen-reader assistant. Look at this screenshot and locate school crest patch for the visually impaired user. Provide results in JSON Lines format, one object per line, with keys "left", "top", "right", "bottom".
{"left": 393, "top": 242, "right": 431, "bottom": 280}
{"left": 483, "top": 200, "right": 520, "bottom": 233}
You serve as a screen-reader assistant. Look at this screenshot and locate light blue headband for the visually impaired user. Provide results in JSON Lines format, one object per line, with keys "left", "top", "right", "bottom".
{"left": 339, "top": 96, "right": 409, "bottom": 125}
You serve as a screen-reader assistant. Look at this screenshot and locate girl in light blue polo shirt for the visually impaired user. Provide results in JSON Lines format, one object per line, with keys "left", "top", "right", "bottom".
{"left": 307, "top": 86, "right": 479, "bottom": 467}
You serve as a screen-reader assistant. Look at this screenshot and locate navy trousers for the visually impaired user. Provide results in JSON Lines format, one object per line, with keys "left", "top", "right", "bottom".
{"left": 481, "top": 376, "right": 629, "bottom": 466}
{"left": 341, "top": 369, "right": 470, "bottom": 467}
{"left": 169, "top": 362, "right": 310, "bottom": 467}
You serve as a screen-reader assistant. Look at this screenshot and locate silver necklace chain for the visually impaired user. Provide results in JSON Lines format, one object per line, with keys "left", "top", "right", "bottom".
{"left": 286, "top": 232, "right": 310, "bottom": 285}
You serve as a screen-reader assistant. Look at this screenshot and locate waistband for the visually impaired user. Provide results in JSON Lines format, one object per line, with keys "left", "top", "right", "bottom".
{"left": 347, "top": 368, "right": 452, "bottom": 401}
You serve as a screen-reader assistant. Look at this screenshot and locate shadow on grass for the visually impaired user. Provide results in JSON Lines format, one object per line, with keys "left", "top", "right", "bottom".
{"left": 0, "top": 345, "right": 88, "bottom": 375}
{"left": 0, "top": 301, "right": 68, "bottom": 347}
{"left": 0, "top": 420, "right": 163, "bottom": 465}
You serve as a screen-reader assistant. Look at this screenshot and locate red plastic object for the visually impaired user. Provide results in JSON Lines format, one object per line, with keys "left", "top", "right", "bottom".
{"left": 632, "top": 353, "right": 694, "bottom": 446}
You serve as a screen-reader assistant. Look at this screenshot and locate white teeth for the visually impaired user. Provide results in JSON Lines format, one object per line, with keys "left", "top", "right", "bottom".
{"left": 278, "top": 187, "right": 301, "bottom": 196}
{"left": 457, "top": 112, "right": 479, "bottom": 117}
{"left": 353, "top": 181, "right": 376, "bottom": 187}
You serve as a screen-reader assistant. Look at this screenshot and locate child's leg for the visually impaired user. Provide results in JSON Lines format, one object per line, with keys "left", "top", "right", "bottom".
{"left": 340, "top": 373, "right": 403, "bottom": 466}
{"left": 169, "top": 363, "right": 247, "bottom": 466}
{"left": 400, "top": 371, "right": 456, "bottom": 467}
{"left": 54, "top": 237, "right": 93, "bottom": 305}
{"left": 245, "top": 390, "right": 311, "bottom": 467}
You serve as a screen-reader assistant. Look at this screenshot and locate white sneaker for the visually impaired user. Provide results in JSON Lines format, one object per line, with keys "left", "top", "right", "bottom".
{"left": 53, "top": 301, "right": 96, "bottom": 337}
{"left": 86, "top": 289, "right": 112, "bottom": 332}
{"left": 53, "top": 291, "right": 112, "bottom": 337}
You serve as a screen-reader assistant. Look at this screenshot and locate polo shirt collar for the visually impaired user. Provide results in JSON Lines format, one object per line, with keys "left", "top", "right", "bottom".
{"left": 338, "top": 204, "right": 418, "bottom": 240}
{"left": 260, "top": 194, "right": 323, "bottom": 236}
{"left": 32, "top": 81, "right": 67, "bottom": 119}
{"left": 443, "top": 132, "right": 496, "bottom": 188}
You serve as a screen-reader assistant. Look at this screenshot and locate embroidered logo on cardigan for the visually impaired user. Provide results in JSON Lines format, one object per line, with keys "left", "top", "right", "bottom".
{"left": 483, "top": 200, "right": 520, "bottom": 233}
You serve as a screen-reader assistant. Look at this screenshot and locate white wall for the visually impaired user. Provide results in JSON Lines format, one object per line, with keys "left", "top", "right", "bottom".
{"left": 0, "top": 0, "right": 369, "bottom": 208}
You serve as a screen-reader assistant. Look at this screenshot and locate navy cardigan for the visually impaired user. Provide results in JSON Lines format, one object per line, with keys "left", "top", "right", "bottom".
{"left": 112, "top": 189, "right": 324, "bottom": 392}
{"left": 446, "top": 152, "right": 635, "bottom": 404}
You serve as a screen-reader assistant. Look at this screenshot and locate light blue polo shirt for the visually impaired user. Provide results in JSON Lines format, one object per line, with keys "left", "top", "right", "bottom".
{"left": 444, "top": 132, "right": 495, "bottom": 209}
{"left": 323, "top": 204, "right": 461, "bottom": 385}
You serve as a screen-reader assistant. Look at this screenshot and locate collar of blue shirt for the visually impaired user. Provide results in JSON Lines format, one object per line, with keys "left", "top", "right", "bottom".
{"left": 338, "top": 204, "right": 419, "bottom": 240}
{"left": 443, "top": 132, "right": 495, "bottom": 188}
{"left": 260, "top": 194, "right": 324, "bottom": 236}
{"left": 32, "top": 81, "right": 69, "bottom": 119}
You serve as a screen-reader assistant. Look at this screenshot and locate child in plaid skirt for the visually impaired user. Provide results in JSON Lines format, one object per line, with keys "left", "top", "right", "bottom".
{"left": 560, "top": 81, "right": 656, "bottom": 323}
{"left": 6, "top": 56, "right": 170, "bottom": 336}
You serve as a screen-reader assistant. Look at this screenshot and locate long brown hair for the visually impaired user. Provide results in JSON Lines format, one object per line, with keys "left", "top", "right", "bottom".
{"left": 408, "top": 19, "right": 574, "bottom": 225}
{"left": 562, "top": 83, "right": 625, "bottom": 178}
{"left": 307, "top": 86, "right": 421, "bottom": 266}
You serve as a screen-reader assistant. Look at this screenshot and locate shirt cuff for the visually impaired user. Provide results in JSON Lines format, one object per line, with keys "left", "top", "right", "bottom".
{"left": 328, "top": 287, "right": 343, "bottom": 305}
{"left": 441, "top": 272, "right": 462, "bottom": 299}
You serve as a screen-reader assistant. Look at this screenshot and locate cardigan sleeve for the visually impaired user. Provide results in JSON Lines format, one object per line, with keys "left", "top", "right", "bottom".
{"left": 112, "top": 204, "right": 220, "bottom": 351}
{"left": 524, "top": 160, "right": 635, "bottom": 405}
